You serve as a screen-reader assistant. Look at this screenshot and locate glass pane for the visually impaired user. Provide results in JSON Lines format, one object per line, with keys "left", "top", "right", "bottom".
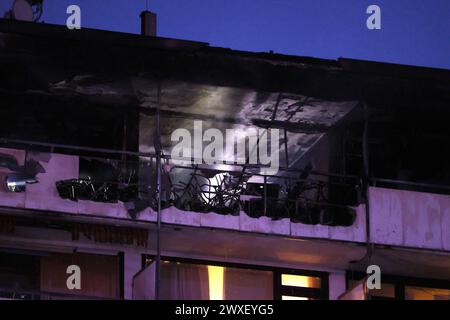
{"left": 160, "top": 261, "right": 274, "bottom": 300}
{"left": 405, "top": 286, "right": 450, "bottom": 300}
{"left": 224, "top": 267, "right": 274, "bottom": 300}
{"left": 282, "top": 295, "right": 309, "bottom": 300}
{"left": 281, "top": 274, "right": 321, "bottom": 288}
{"left": 207, "top": 266, "right": 224, "bottom": 300}
{"left": 160, "top": 262, "right": 210, "bottom": 300}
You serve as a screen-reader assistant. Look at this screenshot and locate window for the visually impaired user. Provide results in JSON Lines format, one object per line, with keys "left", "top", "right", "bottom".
{"left": 346, "top": 271, "right": 450, "bottom": 300}
{"left": 159, "top": 261, "right": 273, "bottom": 300}
{"left": 348, "top": 279, "right": 395, "bottom": 300}
{"left": 275, "top": 271, "right": 328, "bottom": 300}
{"left": 0, "top": 252, "right": 40, "bottom": 299}
{"left": 208, "top": 266, "right": 224, "bottom": 300}
{"left": 405, "top": 286, "right": 450, "bottom": 300}
{"left": 143, "top": 257, "right": 329, "bottom": 300}
{"left": 0, "top": 251, "right": 120, "bottom": 300}
{"left": 282, "top": 296, "right": 309, "bottom": 300}
{"left": 281, "top": 274, "right": 321, "bottom": 288}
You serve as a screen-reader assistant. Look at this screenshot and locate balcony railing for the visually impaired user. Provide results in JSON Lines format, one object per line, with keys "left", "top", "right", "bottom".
{"left": 1, "top": 137, "right": 449, "bottom": 251}
{"left": 0, "top": 138, "right": 362, "bottom": 227}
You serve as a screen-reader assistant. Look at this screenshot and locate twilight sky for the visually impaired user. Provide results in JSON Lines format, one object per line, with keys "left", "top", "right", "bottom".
{"left": 1, "top": 0, "right": 449, "bottom": 69}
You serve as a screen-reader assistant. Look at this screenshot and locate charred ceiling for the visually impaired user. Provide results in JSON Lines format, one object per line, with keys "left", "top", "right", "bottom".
{"left": 1, "top": 19, "right": 450, "bottom": 105}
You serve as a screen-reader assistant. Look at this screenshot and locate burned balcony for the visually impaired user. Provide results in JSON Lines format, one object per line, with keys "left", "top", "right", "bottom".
{"left": 0, "top": 20, "right": 449, "bottom": 252}
{"left": 0, "top": 141, "right": 367, "bottom": 245}
{"left": 0, "top": 143, "right": 361, "bottom": 225}
{"left": 1, "top": 136, "right": 448, "bottom": 251}
{"left": 166, "top": 164, "right": 360, "bottom": 227}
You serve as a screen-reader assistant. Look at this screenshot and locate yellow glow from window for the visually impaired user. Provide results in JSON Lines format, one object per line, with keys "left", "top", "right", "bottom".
{"left": 281, "top": 274, "right": 320, "bottom": 288}
{"left": 208, "top": 266, "right": 224, "bottom": 300}
{"left": 406, "top": 286, "right": 450, "bottom": 300}
{"left": 282, "top": 295, "right": 309, "bottom": 300}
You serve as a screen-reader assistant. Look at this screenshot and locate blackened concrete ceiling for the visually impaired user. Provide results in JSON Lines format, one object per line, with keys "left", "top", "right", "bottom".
{"left": 45, "top": 75, "right": 359, "bottom": 168}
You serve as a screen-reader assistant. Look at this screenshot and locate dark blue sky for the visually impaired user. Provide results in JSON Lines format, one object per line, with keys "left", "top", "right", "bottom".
{"left": 2, "top": 0, "right": 450, "bottom": 69}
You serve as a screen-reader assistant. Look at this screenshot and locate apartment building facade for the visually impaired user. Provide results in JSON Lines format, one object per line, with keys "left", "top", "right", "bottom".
{"left": 0, "top": 18, "right": 449, "bottom": 300}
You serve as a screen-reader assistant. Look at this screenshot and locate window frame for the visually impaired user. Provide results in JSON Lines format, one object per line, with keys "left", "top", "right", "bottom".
{"left": 142, "top": 255, "right": 329, "bottom": 300}
{"left": 346, "top": 271, "right": 450, "bottom": 300}
{"left": 274, "top": 270, "right": 329, "bottom": 300}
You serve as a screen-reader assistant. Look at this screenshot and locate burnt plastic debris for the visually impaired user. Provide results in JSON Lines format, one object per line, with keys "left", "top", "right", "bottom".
{"left": 54, "top": 158, "right": 358, "bottom": 226}
{"left": 0, "top": 153, "right": 18, "bottom": 170}
{"left": 56, "top": 178, "right": 139, "bottom": 202}
{"left": 171, "top": 171, "right": 241, "bottom": 216}
{"left": 5, "top": 172, "right": 38, "bottom": 192}
{"left": 124, "top": 199, "right": 150, "bottom": 219}
{"left": 1, "top": 154, "right": 44, "bottom": 193}
{"left": 55, "top": 158, "right": 141, "bottom": 214}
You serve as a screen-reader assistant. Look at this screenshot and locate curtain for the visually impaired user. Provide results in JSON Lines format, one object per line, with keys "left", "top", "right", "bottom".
{"left": 160, "top": 262, "right": 209, "bottom": 300}
{"left": 40, "top": 253, "right": 119, "bottom": 299}
{"left": 160, "top": 262, "right": 274, "bottom": 300}
{"left": 224, "top": 267, "right": 273, "bottom": 300}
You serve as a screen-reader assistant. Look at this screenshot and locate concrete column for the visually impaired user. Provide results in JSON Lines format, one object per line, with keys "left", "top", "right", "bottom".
{"left": 328, "top": 272, "right": 347, "bottom": 300}
{"left": 123, "top": 251, "right": 142, "bottom": 300}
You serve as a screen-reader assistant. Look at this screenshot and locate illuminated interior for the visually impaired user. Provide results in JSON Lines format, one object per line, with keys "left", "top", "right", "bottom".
{"left": 281, "top": 274, "right": 321, "bottom": 288}
{"left": 157, "top": 260, "right": 324, "bottom": 300}
{"left": 207, "top": 265, "right": 224, "bottom": 300}
{"left": 405, "top": 286, "right": 450, "bottom": 300}
{"left": 282, "top": 296, "right": 309, "bottom": 300}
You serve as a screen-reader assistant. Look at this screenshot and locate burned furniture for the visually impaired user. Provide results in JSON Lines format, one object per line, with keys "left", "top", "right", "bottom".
{"left": 56, "top": 158, "right": 142, "bottom": 215}
{"left": 0, "top": 153, "right": 44, "bottom": 192}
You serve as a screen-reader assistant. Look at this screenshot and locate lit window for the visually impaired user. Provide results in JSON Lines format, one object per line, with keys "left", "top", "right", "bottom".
{"left": 282, "top": 295, "right": 309, "bottom": 300}
{"left": 405, "top": 286, "right": 450, "bottom": 300}
{"left": 281, "top": 274, "right": 321, "bottom": 288}
{"left": 160, "top": 261, "right": 273, "bottom": 300}
{"left": 207, "top": 266, "right": 224, "bottom": 300}
{"left": 278, "top": 273, "right": 325, "bottom": 300}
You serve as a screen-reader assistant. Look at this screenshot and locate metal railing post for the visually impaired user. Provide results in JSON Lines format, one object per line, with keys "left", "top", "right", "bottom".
{"left": 154, "top": 81, "right": 162, "bottom": 300}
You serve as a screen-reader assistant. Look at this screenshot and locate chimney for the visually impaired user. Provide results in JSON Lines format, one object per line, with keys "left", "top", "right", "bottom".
{"left": 140, "top": 10, "right": 157, "bottom": 37}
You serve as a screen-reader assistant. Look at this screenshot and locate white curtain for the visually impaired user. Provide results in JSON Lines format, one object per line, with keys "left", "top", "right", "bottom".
{"left": 224, "top": 267, "right": 273, "bottom": 300}
{"left": 160, "top": 262, "right": 210, "bottom": 300}
{"left": 160, "top": 262, "right": 274, "bottom": 300}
